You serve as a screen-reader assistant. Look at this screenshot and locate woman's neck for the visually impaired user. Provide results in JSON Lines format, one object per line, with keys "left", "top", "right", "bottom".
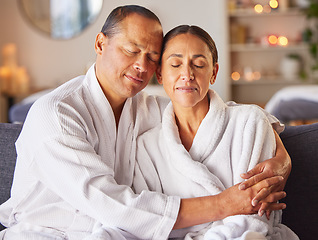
{"left": 174, "top": 96, "right": 210, "bottom": 151}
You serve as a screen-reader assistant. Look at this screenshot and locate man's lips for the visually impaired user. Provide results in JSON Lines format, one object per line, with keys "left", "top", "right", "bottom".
{"left": 125, "top": 74, "right": 144, "bottom": 84}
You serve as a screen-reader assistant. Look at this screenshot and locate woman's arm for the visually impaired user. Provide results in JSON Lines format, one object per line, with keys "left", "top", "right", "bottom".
{"left": 239, "top": 129, "right": 291, "bottom": 217}
{"left": 173, "top": 176, "right": 285, "bottom": 229}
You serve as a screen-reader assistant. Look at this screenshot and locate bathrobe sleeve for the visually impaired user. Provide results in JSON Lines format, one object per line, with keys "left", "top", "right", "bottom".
{"left": 10, "top": 91, "right": 180, "bottom": 240}
{"left": 199, "top": 107, "right": 297, "bottom": 240}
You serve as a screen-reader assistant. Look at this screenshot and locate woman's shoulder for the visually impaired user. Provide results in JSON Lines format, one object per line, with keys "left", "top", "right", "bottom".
{"left": 226, "top": 102, "right": 270, "bottom": 124}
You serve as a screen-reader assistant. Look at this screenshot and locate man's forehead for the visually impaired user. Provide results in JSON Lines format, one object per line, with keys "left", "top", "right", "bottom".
{"left": 126, "top": 41, "right": 160, "bottom": 55}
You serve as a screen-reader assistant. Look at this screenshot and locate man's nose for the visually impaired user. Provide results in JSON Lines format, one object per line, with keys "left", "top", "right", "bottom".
{"left": 133, "top": 55, "right": 148, "bottom": 73}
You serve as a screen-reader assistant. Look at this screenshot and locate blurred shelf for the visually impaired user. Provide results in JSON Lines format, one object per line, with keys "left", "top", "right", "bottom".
{"left": 230, "top": 42, "right": 308, "bottom": 52}
{"left": 229, "top": 7, "right": 305, "bottom": 17}
{"left": 231, "top": 77, "right": 308, "bottom": 85}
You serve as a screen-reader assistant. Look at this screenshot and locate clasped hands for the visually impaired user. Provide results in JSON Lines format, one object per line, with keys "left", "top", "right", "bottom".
{"left": 221, "top": 148, "right": 291, "bottom": 220}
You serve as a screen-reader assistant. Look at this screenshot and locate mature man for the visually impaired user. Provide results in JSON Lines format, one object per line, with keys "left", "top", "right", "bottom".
{"left": 0, "top": 5, "right": 290, "bottom": 239}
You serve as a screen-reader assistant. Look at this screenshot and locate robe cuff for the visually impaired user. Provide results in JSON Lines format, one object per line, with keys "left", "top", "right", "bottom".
{"left": 153, "top": 195, "right": 180, "bottom": 239}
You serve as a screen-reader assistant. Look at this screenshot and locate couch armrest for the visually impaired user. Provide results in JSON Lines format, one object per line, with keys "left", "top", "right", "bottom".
{"left": 280, "top": 123, "right": 318, "bottom": 240}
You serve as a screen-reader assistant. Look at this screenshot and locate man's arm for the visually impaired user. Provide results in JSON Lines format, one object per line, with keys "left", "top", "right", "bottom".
{"left": 173, "top": 176, "right": 285, "bottom": 229}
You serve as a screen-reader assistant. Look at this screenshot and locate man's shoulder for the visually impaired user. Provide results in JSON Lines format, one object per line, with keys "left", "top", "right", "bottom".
{"left": 35, "top": 76, "right": 85, "bottom": 106}
{"left": 26, "top": 76, "right": 87, "bottom": 123}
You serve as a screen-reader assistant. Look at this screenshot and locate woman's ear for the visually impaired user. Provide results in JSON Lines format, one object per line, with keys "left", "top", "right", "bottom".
{"left": 95, "top": 32, "right": 106, "bottom": 55}
{"left": 210, "top": 63, "right": 219, "bottom": 85}
{"left": 156, "top": 66, "right": 163, "bottom": 85}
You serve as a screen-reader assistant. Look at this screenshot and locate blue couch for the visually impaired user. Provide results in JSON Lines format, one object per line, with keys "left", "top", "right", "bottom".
{"left": 1, "top": 122, "right": 318, "bottom": 239}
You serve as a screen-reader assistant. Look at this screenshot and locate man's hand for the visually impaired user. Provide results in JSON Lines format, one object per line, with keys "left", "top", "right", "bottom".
{"left": 219, "top": 176, "right": 286, "bottom": 218}
{"left": 238, "top": 130, "right": 291, "bottom": 217}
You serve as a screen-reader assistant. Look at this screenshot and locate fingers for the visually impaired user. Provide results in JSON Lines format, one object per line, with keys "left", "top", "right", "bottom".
{"left": 240, "top": 165, "right": 262, "bottom": 180}
{"left": 239, "top": 172, "right": 263, "bottom": 190}
{"left": 252, "top": 190, "right": 286, "bottom": 207}
{"left": 257, "top": 176, "right": 284, "bottom": 190}
{"left": 239, "top": 172, "right": 282, "bottom": 191}
{"left": 258, "top": 202, "right": 287, "bottom": 219}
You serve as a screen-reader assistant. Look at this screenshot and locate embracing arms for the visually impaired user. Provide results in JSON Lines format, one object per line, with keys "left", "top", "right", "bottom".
{"left": 173, "top": 175, "right": 284, "bottom": 229}
{"left": 173, "top": 129, "right": 291, "bottom": 229}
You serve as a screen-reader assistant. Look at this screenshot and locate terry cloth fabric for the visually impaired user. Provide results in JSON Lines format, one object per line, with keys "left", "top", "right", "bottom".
{"left": 134, "top": 90, "right": 299, "bottom": 240}
{"left": 0, "top": 64, "right": 179, "bottom": 240}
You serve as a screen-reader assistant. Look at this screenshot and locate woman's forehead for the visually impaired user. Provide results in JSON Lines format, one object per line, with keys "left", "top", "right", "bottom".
{"left": 164, "top": 34, "right": 212, "bottom": 58}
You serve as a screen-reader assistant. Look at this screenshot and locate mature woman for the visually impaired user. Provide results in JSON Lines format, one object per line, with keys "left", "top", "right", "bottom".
{"left": 133, "top": 25, "right": 298, "bottom": 239}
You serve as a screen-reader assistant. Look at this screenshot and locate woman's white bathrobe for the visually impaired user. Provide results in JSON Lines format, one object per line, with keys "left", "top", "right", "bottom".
{"left": 134, "top": 90, "right": 298, "bottom": 240}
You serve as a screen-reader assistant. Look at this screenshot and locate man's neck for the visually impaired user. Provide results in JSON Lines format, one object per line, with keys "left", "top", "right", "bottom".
{"left": 108, "top": 96, "right": 126, "bottom": 128}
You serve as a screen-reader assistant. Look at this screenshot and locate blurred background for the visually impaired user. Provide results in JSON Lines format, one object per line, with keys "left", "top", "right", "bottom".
{"left": 0, "top": 0, "right": 317, "bottom": 125}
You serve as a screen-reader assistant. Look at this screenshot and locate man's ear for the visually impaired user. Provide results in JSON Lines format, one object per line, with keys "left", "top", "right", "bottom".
{"left": 95, "top": 32, "right": 106, "bottom": 55}
{"left": 156, "top": 66, "right": 163, "bottom": 85}
{"left": 210, "top": 63, "right": 219, "bottom": 85}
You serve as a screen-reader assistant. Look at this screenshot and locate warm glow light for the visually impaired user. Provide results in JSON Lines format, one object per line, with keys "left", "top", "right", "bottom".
{"left": 231, "top": 71, "right": 241, "bottom": 81}
{"left": 269, "top": 0, "right": 278, "bottom": 9}
{"left": 254, "top": 4, "right": 263, "bottom": 13}
{"left": 268, "top": 35, "right": 278, "bottom": 45}
{"left": 253, "top": 71, "right": 261, "bottom": 80}
{"left": 263, "top": 5, "right": 272, "bottom": 13}
{"left": 278, "top": 36, "right": 288, "bottom": 46}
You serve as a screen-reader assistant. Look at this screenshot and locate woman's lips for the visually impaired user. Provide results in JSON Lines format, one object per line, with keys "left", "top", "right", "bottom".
{"left": 176, "top": 86, "right": 197, "bottom": 92}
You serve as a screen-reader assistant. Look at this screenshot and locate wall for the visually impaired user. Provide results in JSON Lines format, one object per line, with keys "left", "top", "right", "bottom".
{"left": 0, "top": 0, "right": 230, "bottom": 100}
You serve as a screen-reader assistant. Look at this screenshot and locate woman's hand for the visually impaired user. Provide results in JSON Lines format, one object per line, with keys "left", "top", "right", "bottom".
{"left": 238, "top": 130, "right": 291, "bottom": 218}
{"left": 219, "top": 176, "right": 286, "bottom": 218}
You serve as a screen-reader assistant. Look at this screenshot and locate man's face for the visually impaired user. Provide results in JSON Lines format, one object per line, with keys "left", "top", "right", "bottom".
{"left": 95, "top": 13, "right": 163, "bottom": 104}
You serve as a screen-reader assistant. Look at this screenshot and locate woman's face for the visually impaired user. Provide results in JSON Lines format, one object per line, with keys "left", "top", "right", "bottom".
{"left": 158, "top": 33, "right": 218, "bottom": 109}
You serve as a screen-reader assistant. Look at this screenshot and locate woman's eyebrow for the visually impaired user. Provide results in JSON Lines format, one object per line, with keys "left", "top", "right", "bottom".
{"left": 168, "top": 53, "right": 183, "bottom": 59}
{"left": 168, "top": 53, "right": 207, "bottom": 59}
{"left": 193, "top": 54, "right": 207, "bottom": 59}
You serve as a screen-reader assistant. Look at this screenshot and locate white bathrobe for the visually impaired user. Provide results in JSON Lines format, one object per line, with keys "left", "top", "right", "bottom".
{"left": 134, "top": 90, "right": 299, "bottom": 240}
{"left": 0, "top": 65, "right": 180, "bottom": 240}
{"left": 0, "top": 64, "right": 283, "bottom": 239}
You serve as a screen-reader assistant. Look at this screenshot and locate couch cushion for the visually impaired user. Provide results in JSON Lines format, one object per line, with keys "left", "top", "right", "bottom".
{"left": 280, "top": 123, "right": 318, "bottom": 240}
{"left": 0, "top": 123, "right": 22, "bottom": 231}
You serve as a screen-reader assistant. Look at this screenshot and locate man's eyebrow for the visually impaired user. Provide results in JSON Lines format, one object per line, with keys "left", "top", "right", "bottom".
{"left": 130, "top": 42, "right": 160, "bottom": 55}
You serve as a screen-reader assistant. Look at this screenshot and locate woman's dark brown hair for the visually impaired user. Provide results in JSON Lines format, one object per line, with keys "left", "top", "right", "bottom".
{"left": 161, "top": 25, "right": 218, "bottom": 66}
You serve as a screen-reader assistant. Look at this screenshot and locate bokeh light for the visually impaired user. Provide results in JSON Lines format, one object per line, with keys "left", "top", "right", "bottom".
{"left": 254, "top": 4, "right": 263, "bottom": 13}
{"left": 269, "top": 0, "right": 278, "bottom": 9}
{"left": 278, "top": 36, "right": 288, "bottom": 46}
{"left": 231, "top": 71, "right": 241, "bottom": 81}
{"left": 268, "top": 35, "right": 278, "bottom": 45}
{"left": 253, "top": 71, "right": 261, "bottom": 80}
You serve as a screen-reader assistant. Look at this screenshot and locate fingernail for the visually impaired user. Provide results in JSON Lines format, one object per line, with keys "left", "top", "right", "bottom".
{"left": 252, "top": 199, "right": 258, "bottom": 207}
{"left": 259, "top": 210, "right": 264, "bottom": 216}
{"left": 239, "top": 184, "right": 245, "bottom": 190}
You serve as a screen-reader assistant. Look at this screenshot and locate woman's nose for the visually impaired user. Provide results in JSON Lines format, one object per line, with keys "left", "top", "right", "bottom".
{"left": 181, "top": 67, "right": 194, "bottom": 81}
